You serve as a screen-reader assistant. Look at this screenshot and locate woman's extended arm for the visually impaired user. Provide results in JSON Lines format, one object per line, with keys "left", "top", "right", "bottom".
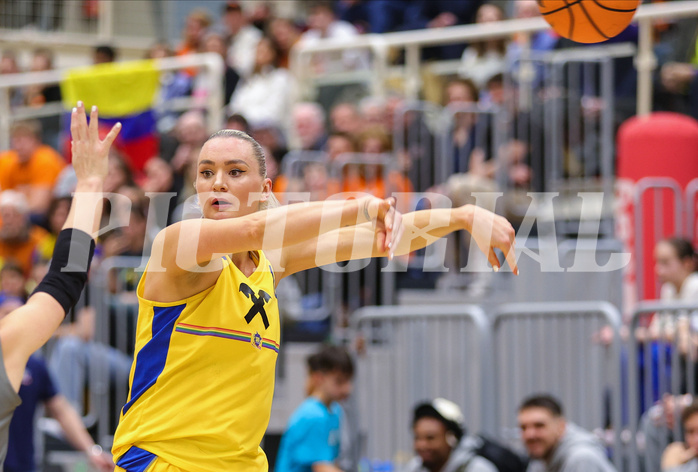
{"left": 279, "top": 204, "right": 517, "bottom": 278}
{"left": 154, "top": 195, "right": 402, "bottom": 274}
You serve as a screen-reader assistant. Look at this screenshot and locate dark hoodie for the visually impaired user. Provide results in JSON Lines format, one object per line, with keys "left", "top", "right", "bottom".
{"left": 527, "top": 423, "right": 617, "bottom": 472}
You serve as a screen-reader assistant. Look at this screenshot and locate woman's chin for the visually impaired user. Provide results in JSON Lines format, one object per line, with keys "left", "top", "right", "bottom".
{"left": 206, "top": 210, "right": 236, "bottom": 220}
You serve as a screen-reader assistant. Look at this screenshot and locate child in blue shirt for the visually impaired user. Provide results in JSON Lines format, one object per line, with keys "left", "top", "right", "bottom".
{"left": 275, "top": 345, "right": 354, "bottom": 472}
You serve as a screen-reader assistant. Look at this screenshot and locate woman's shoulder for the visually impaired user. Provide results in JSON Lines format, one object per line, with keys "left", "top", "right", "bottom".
{"left": 681, "top": 272, "right": 698, "bottom": 300}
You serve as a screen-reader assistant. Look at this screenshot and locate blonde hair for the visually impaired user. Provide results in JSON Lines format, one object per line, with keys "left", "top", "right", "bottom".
{"left": 205, "top": 129, "right": 279, "bottom": 211}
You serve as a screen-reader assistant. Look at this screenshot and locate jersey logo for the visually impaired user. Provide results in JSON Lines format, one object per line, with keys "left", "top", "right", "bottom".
{"left": 239, "top": 283, "right": 272, "bottom": 329}
{"left": 252, "top": 331, "right": 263, "bottom": 350}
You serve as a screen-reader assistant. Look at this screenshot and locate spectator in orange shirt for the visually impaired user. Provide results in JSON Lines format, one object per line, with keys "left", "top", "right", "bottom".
{"left": 0, "top": 120, "right": 65, "bottom": 217}
{"left": 177, "top": 9, "right": 212, "bottom": 77}
{"left": 0, "top": 190, "right": 50, "bottom": 277}
{"left": 355, "top": 128, "right": 414, "bottom": 209}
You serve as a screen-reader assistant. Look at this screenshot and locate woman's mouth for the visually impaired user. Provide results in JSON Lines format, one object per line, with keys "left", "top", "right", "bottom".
{"left": 212, "top": 198, "right": 232, "bottom": 211}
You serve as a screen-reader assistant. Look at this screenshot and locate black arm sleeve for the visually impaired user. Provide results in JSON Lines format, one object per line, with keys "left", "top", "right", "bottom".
{"left": 32, "top": 228, "right": 96, "bottom": 315}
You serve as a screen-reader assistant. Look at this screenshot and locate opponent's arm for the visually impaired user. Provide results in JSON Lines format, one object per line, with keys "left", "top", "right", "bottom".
{"left": 155, "top": 196, "right": 401, "bottom": 274}
{"left": 279, "top": 204, "right": 517, "bottom": 278}
{"left": 0, "top": 103, "right": 119, "bottom": 390}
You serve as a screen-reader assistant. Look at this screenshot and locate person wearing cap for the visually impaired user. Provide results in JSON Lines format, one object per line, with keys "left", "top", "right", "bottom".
{"left": 518, "top": 395, "right": 616, "bottom": 472}
{"left": 406, "top": 398, "right": 497, "bottom": 472}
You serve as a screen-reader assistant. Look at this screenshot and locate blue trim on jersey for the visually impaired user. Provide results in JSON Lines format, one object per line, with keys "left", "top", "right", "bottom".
{"left": 116, "top": 446, "right": 157, "bottom": 471}
{"left": 122, "top": 304, "right": 184, "bottom": 415}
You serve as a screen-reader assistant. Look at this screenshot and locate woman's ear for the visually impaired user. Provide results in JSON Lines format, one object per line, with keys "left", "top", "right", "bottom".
{"left": 261, "top": 177, "right": 272, "bottom": 202}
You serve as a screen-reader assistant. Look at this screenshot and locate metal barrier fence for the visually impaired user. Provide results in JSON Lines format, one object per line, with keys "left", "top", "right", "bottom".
{"left": 687, "top": 178, "right": 698, "bottom": 242}
{"left": 352, "top": 304, "right": 492, "bottom": 466}
{"left": 633, "top": 177, "right": 685, "bottom": 301}
{"left": 54, "top": 262, "right": 698, "bottom": 472}
{"left": 628, "top": 301, "right": 698, "bottom": 472}
{"left": 291, "top": 1, "right": 698, "bottom": 117}
{"left": 349, "top": 301, "right": 627, "bottom": 470}
{"left": 0, "top": 52, "right": 225, "bottom": 150}
{"left": 492, "top": 301, "right": 624, "bottom": 470}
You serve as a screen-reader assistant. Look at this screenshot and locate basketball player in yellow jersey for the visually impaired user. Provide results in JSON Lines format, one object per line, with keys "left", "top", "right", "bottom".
{"left": 112, "top": 129, "right": 518, "bottom": 472}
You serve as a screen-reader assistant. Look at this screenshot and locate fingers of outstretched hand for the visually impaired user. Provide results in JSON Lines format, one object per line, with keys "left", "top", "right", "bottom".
{"left": 487, "top": 248, "right": 500, "bottom": 272}
{"left": 70, "top": 102, "right": 86, "bottom": 142}
{"left": 389, "top": 210, "right": 404, "bottom": 259}
{"left": 88, "top": 105, "right": 99, "bottom": 142}
{"left": 493, "top": 217, "right": 518, "bottom": 275}
{"left": 77, "top": 101, "right": 88, "bottom": 140}
{"left": 104, "top": 121, "right": 122, "bottom": 148}
{"left": 504, "top": 243, "right": 519, "bottom": 275}
{"left": 382, "top": 203, "right": 394, "bottom": 250}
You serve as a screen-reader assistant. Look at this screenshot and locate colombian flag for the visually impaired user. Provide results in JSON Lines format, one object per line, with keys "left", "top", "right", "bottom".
{"left": 61, "top": 60, "right": 160, "bottom": 173}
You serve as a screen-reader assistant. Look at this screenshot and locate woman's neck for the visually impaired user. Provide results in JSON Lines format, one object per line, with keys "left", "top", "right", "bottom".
{"left": 674, "top": 273, "right": 691, "bottom": 293}
{"left": 232, "top": 251, "right": 258, "bottom": 276}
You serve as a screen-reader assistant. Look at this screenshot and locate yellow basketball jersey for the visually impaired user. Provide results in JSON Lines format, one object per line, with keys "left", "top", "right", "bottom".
{"left": 112, "top": 251, "right": 280, "bottom": 471}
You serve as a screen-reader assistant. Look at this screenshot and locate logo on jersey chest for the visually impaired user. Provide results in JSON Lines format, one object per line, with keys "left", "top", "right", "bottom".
{"left": 239, "top": 283, "right": 271, "bottom": 329}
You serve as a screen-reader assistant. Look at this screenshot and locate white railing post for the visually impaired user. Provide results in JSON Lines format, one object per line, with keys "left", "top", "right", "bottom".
{"left": 0, "top": 88, "right": 10, "bottom": 151}
{"left": 0, "top": 53, "right": 225, "bottom": 149}
{"left": 636, "top": 17, "right": 655, "bottom": 117}
{"left": 97, "top": 0, "right": 115, "bottom": 40}
{"left": 405, "top": 44, "right": 421, "bottom": 101}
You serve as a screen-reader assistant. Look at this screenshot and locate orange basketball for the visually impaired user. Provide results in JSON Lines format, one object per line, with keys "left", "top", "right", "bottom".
{"left": 538, "top": 0, "right": 641, "bottom": 44}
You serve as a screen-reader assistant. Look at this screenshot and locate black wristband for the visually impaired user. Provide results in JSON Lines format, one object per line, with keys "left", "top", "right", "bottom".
{"left": 33, "top": 228, "right": 96, "bottom": 315}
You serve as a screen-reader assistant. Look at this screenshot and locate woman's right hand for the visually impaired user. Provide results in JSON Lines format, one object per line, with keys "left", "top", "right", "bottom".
{"left": 464, "top": 204, "right": 518, "bottom": 274}
{"left": 70, "top": 101, "right": 121, "bottom": 182}
{"left": 364, "top": 196, "right": 404, "bottom": 260}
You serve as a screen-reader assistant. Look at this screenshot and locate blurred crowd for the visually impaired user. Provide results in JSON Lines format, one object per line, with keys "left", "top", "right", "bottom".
{"left": 0, "top": 1, "right": 696, "bottom": 469}
{"left": 0, "top": 0, "right": 694, "bottom": 316}
{"left": 0, "top": 0, "right": 693, "bottom": 316}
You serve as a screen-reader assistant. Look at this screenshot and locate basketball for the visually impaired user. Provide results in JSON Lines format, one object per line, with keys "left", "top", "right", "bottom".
{"left": 538, "top": 0, "right": 641, "bottom": 44}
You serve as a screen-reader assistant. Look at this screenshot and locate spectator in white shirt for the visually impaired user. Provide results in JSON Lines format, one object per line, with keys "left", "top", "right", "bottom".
{"left": 221, "top": 1, "right": 262, "bottom": 78}
{"left": 229, "top": 36, "right": 293, "bottom": 132}
{"left": 300, "top": 1, "right": 366, "bottom": 74}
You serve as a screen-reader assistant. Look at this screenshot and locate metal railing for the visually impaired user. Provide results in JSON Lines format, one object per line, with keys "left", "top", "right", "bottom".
{"left": 627, "top": 300, "right": 698, "bottom": 472}
{"left": 352, "top": 304, "right": 492, "bottom": 465}
{"left": 633, "top": 177, "right": 684, "bottom": 301}
{"left": 0, "top": 52, "right": 225, "bottom": 150}
{"left": 492, "top": 301, "right": 624, "bottom": 469}
{"left": 290, "top": 1, "right": 698, "bottom": 117}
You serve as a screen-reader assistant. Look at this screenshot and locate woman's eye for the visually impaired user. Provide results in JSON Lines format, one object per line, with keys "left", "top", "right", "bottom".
{"left": 200, "top": 170, "right": 213, "bottom": 177}
{"left": 230, "top": 169, "right": 243, "bottom": 176}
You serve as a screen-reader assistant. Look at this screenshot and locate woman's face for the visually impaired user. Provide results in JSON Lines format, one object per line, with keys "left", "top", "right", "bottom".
{"left": 654, "top": 241, "right": 691, "bottom": 287}
{"left": 195, "top": 137, "right": 271, "bottom": 220}
{"left": 204, "top": 35, "right": 227, "bottom": 58}
{"left": 185, "top": 18, "right": 206, "bottom": 44}
{"left": 255, "top": 39, "right": 276, "bottom": 68}
{"left": 686, "top": 413, "right": 698, "bottom": 453}
{"left": 477, "top": 4, "right": 503, "bottom": 23}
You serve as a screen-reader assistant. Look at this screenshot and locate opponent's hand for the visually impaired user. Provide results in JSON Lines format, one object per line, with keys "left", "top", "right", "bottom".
{"left": 70, "top": 101, "right": 121, "bottom": 182}
{"left": 467, "top": 205, "right": 518, "bottom": 274}
{"left": 87, "top": 445, "right": 114, "bottom": 472}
